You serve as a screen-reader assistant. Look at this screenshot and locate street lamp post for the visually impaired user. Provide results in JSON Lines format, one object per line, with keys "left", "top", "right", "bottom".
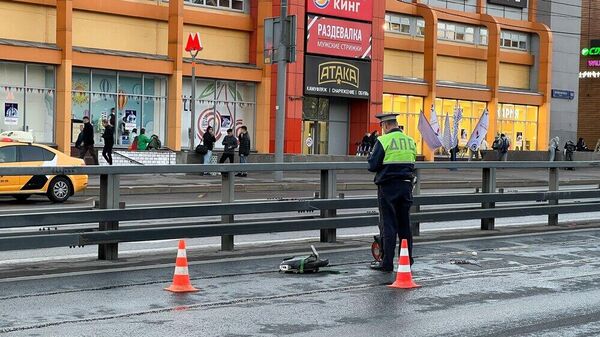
{"left": 185, "top": 33, "right": 203, "bottom": 151}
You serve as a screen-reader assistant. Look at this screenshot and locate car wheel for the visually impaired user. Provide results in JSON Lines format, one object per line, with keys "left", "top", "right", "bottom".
{"left": 48, "top": 177, "right": 72, "bottom": 203}
{"left": 12, "top": 194, "right": 31, "bottom": 202}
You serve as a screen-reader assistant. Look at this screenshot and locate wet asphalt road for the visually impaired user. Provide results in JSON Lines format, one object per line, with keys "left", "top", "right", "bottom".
{"left": 2, "top": 228, "right": 600, "bottom": 336}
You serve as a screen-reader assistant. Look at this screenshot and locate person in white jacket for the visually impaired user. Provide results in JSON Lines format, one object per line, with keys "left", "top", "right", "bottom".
{"left": 548, "top": 136, "right": 560, "bottom": 162}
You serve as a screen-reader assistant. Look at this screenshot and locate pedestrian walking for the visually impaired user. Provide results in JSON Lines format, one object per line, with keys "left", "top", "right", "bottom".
{"left": 101, "top": 119, "right": 114, "bottom": 165}
{"left": 78, "top": 116, "right": 98, "bottom": 165}
{"left": 236, "top": 126, "right": 250, "bottom": 177}
{"left": 219, "top": 128, "right": 238, "bottom": 164}
{"left": 368, "top": 113, "right": 417, "bottom": 272}
{"left": 548, "top": 136, "right": 560, "bottom": 162}
{"left": 564, "top": 140, "right": 576, "bottom": 170}
{"left": 493, "top": 134, "right": 510, "bottom": 161}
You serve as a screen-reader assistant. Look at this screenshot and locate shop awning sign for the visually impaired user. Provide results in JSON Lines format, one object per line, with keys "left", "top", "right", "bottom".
{"left": 307, "top": 0, "right": 373, "bottom": 22}
{"left": 304, "top": 55, "right": 370, "bottom": 99}
{"left": 306, "top": 15, "right": 372, "bottom": 59}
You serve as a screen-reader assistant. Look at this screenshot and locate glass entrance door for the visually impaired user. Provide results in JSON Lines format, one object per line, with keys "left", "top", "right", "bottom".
{"left": 302, "top": 120, "right": 328, "bottom": 155}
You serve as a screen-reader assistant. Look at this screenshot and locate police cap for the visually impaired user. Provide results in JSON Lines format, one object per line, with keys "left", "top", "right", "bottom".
{"left": 375, "top": 113, "right": 399, "bottom": 122}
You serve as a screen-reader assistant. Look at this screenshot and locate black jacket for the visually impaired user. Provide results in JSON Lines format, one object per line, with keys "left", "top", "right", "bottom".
{"left": 82, "top": 123, "right": 94, "bottom": 146}
{"left": 203, "top": 132, "right": 216, "bottom": 151}
{"left": 367, "top": 129, "right": 415, "bottom": 185}
{"left": 222, "top": 135, "right": 238, "bottom": 154}
{"left": 102, "top": 125, "right": 115, "bottom": 147}
{"left": 238, "top": 132, "right": 251, "bottom": 156}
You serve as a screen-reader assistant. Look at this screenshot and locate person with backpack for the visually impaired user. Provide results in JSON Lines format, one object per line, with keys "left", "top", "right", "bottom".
{"left": 147, "top": 134, "right": 161, "bottom": 150}
{"left": 493, "top": 134, "right": 510, "bottom": 161}
{"left": 564, "top": 140, "right": 576, "bottom": 170}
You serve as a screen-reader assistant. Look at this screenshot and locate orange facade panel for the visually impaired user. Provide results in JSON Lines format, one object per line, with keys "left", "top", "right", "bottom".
{"left": 498, "top": 92, "right": 544, "bottom": 106}
{"left": 0, "top": 44, "right": 61, "bottom": 65}
{"left": 72, "top": 52, "right": 173, "bottom": 74}
{"left": 182, "top": 63, "right": 262, "bottom": 82}
{"left": 383, "top": 81, "right": 429, "bottom": 97}
{"left": 437, "top": 86, "right": 492, "bottom": 102}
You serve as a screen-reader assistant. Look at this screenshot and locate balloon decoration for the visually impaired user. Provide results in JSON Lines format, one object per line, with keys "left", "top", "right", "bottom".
{"left": 99, "top": 79, "right": 111, "bottom": 94}
{"left": 117, "top": 90, "right": 128, "bottom": 110}
{"left": 132, "top": 84, "right": 142, "bottom": 96}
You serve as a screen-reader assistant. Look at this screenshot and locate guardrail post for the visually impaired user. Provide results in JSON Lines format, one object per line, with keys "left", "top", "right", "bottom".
{"left": 320, "top": 169, "right": 337, "bottom": 243}
{"left": 221, "top": 171, "right": 235, "bottom": 251}
{"left": 98, "top": 173, "right": 120, "bottom": 260}
{"left": 481, "top": 167, "right": 496, "bottom": 230}
{"left": 548, "top": 167, "right": 559, "bottom": 226}
{"left": 410, "top": 169, "right": 421, "bottom": 236}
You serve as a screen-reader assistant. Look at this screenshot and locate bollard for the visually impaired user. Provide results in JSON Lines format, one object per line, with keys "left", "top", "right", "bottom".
{"left": 548, "top": 168, "right": 559, "bottom": 226}
{"left": 319, "top": 169, "right": 337, "bottom": 243}
{"left": 221, "top": 171, "right": 235, "bottom": 251}
{"left": 481, "top": 168, "right": 496, "bottom": 230}
{"left": 98, "top": 174, "right": 120, "bottom": 260}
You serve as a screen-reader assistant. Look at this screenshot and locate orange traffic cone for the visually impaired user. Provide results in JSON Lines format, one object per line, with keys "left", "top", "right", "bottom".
{"left": 388, "top": 239, "right": 420, "bottom": 289}
{"left": 165, "top": 240, "right": 199, "bottom": 293}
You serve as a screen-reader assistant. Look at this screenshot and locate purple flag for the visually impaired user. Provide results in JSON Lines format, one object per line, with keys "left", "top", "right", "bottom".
{"left": 418, "top": 110, "right": 443, "bottom": 150}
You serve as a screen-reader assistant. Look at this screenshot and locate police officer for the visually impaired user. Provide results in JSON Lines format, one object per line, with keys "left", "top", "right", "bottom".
{"left": 368, "top": 113, "right": 417, "bottom": 272}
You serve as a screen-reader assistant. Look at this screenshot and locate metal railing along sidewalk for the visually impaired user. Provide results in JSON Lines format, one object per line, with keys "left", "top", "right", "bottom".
{"left": 0, "top": 161, "right": 599, "bottom": 260}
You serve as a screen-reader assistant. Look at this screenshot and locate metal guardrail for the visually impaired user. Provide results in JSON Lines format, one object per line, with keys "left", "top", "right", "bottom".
{"left": 1, "top": 161, "right": 599, "bottom": 260}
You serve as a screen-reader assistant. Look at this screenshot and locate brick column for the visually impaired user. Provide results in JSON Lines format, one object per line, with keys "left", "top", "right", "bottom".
{"left": 535, "top": 23, "right": 553, "bottom": 150}
{"left": 56, "top": 0, "right": 73, "bottom": 155}
{"left": 368, "top": 0, "right": 385, "bottom": 133}
{"left": 167, "top": 0, "right": 184, "bottom": 151}
{"left": 254, "top": 0, "right": 272, "bottom": 153}
{"left": 483, "top": 15, "right": 501, "bottom": 144}
{"left": 417, "top": 4, "right": 437, "bottom": 161}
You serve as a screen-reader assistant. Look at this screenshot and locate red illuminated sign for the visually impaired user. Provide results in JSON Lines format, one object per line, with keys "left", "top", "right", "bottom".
{"left": 307, "top": 0, "right": 373, "bottom": 22}
{"left": 185, "top": 33, "right": 203, "bottom": 53}
{"left": 306, "top": 15, "right": 372, "bottom": 59}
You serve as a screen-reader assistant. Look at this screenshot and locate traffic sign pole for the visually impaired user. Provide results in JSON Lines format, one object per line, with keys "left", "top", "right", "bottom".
{"left": 185, "top": 33, "right": 203, "bottom": 151}
{"left": 274, "top": 0, "right": 288, "bottom": 181}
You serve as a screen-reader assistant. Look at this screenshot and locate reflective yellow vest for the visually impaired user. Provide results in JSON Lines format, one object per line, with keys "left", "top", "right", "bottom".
{"left": 378, "top": 130, "right": 417, "bottom": 164}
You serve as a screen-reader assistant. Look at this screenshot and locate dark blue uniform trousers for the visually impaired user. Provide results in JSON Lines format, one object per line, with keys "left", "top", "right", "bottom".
{"left": 378, "top": 180, "right": 414, "bottom": 270}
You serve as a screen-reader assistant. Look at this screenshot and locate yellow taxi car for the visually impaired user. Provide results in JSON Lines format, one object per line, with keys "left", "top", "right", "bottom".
{"left": 0, "top": 131, "right": 88, "bottom": 203}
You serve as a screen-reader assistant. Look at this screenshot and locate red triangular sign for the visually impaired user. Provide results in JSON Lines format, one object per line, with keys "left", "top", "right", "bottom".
{"left": 185, "top": 33, "right": 203, "bottom": 52}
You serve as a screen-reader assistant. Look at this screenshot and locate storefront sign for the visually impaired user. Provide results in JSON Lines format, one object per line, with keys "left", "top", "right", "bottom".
{"left": 306, "top": 15, "right": 372, "bottom": 59}
{"left": 551, "top": 89, "right": 575, "bottom": 100}
{"left": 4, "top": 103, "right": 18, "bottom": 126}
{"left": 307, "top": 0, "right": 373, "bottom": 22}
{"left": 487, "top": 0, "right": 527, "bottom": 9}
{"left": 304, "top": 55, "right": 370, "bottom": 99}
{"left": 582, "top": 47, "right": 600, "bottom": 56}
{"left": 579, "top": 71, "right": 600, "bottom": 79}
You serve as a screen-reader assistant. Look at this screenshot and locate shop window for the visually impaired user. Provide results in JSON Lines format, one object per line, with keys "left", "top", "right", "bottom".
{"left": 0, "top": 62, "right": 55, "bottom": 143}
{"left": 181, "top": 78, "right": 256, "bottom": 150}
{"left": 497, "top": 103, "right": 538, "bottom": 151}
{"left": 381, "top": 94, "right": 423, "bottom": 154}
{"left": 71, "top": 68, "right": 167, "bottom": 147}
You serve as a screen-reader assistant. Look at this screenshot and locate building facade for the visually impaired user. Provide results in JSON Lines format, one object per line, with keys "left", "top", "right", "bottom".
{"left": 0, "top": 0, "right": 553, "bottom": 160}
{"left": 579, "top": 0, "right": 600, "bottom": 149}
{"left": 537, "top": 0, "right": 581, "bottom": 146}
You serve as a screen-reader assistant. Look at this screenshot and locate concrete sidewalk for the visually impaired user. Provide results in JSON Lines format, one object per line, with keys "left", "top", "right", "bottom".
{"left": 82, "top": 167, "right": 600, "bottom": 195}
